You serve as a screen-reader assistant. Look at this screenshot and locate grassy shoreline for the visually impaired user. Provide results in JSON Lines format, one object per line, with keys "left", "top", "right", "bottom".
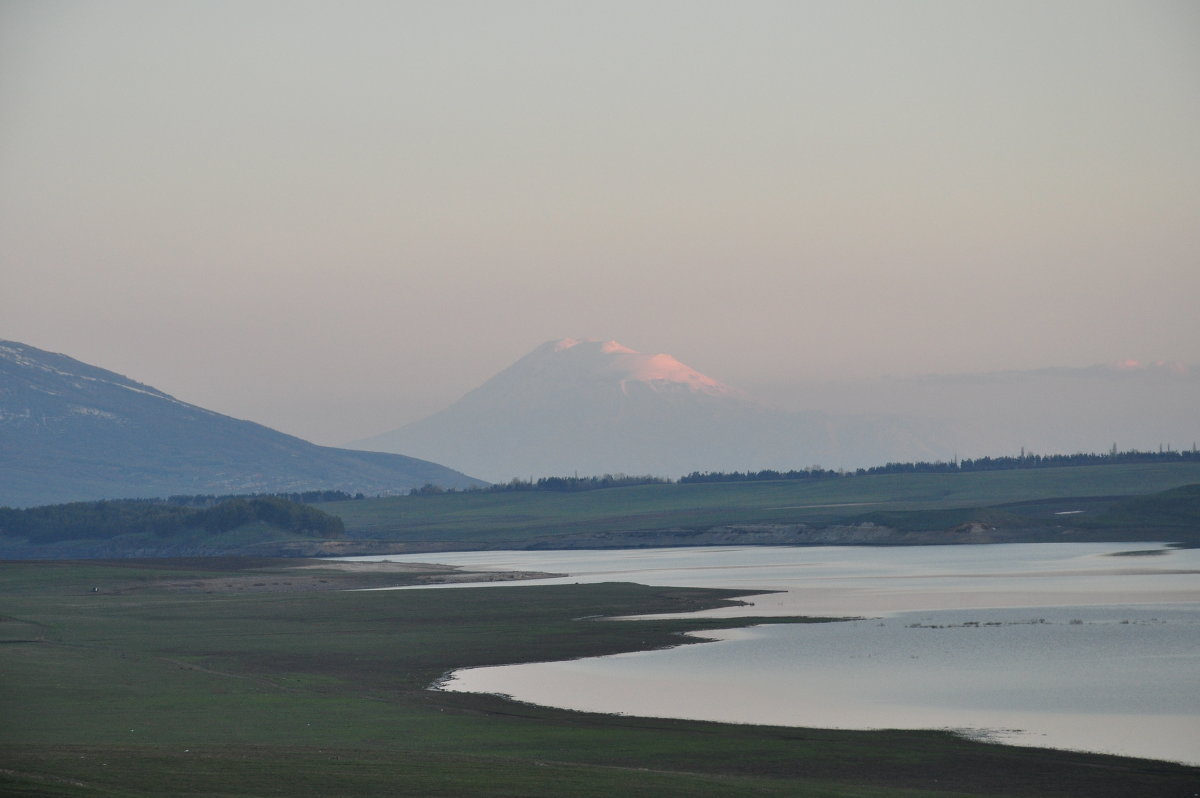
{"left": 2, "top": 557, "right": 1197, "bottom": 796}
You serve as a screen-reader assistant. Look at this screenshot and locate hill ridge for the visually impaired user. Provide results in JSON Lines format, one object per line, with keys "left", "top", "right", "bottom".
{"left": 0, "top": 339, "right": 484, "bottom": 507}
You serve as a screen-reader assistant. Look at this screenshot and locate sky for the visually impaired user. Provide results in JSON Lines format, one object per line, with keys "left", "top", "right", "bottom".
{"left": 2, "top": 0, "right": 1198, "bottom": 446}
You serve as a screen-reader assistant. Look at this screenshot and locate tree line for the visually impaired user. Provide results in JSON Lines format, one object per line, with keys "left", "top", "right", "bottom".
{"left": 410, "top": 473, "right": 671, "bottom": 496}
{"left": 680, "top": 467, "right": 843, "bottom": 484}
{"left": 0, "top": 496, "right": 344, "bottom": 544}
{"left": 681, "top": 447, "right": 1200, "bottom": 484}
{"left": 401, "top": 447, "right": 1199, "bottom": 496}
{"left": 165, "top": 489, "right": 364, "bottom": 507}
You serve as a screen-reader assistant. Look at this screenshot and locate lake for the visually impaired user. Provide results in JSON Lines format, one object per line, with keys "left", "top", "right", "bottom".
{"left": 340, "top": 543, "right": 1200, "bottom": 764}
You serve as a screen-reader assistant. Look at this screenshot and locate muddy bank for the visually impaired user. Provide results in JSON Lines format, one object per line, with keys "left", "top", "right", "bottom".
{"left": 88, "top": 559, "right": 563, "bottom": 594}
{"left": 516, "top": 521, "right": 1062, "bottom": 549}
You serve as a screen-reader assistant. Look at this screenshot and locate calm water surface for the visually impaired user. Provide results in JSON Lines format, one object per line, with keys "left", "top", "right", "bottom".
{"left": 341, "top": 544, "right": 1200, "bottom": 764}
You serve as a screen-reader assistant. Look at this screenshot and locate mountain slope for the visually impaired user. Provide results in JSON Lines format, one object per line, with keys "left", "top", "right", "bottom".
{"left": 0, "top": 340, "right": 483, "bottom": 507}
{"left": 353, "top": 338, "right": 958, "bottom": 481}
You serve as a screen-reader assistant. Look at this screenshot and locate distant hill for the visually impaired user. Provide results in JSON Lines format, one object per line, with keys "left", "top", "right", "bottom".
{"left": 1085, "top": 483, "right": 1200, "bottom": 532}
{"left": 0, "top": 340, "right": 484, "bottom": 507}
{"left": 351, "top": 338, "right": 962, "bottom": 481}
{"left": 315, "top": 462, "right": 1200, "bottom": 553}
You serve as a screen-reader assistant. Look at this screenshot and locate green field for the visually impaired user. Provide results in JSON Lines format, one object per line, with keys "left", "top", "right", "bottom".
{"left": 318, "top": 462, "right": 1200, "bottom": 548}
{"left": 2, "top": 558, "right": 1196, "bottom": 797}
{"left": 6, "top": 463, "right": 1197, "bottom": 560}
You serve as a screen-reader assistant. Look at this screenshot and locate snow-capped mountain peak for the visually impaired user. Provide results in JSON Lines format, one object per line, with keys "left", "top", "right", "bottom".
{"left": 516, "top": 338, "right": 740, "bottom": 398}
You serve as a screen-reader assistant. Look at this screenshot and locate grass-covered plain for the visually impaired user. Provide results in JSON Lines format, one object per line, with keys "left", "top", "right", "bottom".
{"left": 6, "top": 463, "right": 1197, "bottom": 560}
{"left": 319, "top": 462, "right": 1200, "bottom": 548}
{"left": 2, "top": 558, "right": 1197, "bottom": 797}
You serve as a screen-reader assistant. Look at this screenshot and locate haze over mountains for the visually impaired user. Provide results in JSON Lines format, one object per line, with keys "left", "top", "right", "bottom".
{"left": 352, "top": 338, "right": 963, "bottom": 482}
{"left": 0, "top": 340, "right": 482, "bottom": 507}
{"left": 5, "top": 336, "right": 1195, "bottom": 506}
{"left": 355, "top": 338, "right": 1199, "bottom": 483}
{"left": 748, "top": 361, "right": 1200, "bottom": 461}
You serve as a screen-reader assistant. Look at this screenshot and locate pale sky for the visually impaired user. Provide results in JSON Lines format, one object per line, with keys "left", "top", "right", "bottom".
{"left": 3, "top": 0, "right": 1198, "bottom": 445}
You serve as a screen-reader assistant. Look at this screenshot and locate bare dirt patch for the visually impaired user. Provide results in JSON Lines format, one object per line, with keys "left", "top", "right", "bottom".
{"left": 149, "top": 560, "right": 562, "bottom": 594}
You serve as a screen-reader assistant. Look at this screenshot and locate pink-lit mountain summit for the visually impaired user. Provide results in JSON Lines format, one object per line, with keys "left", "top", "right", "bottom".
{"left": 459, "top": 338, "right": 744, "bottom": 407}
{"left": 541, "top": 338, "right": 739, "bottom": 397}
{"left": 351, "top": 338, "right": 948, "bottom": 482}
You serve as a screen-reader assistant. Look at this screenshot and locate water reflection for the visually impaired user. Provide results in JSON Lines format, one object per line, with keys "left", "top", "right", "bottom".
{"left": 351, "top": 543, "right": 1200, "bottom": 616}
{"left": 444, "top": 604, "right": 1199, "bottom": 763}
{"left": 340, "top": 544, "right": 1200, "bottom": 763}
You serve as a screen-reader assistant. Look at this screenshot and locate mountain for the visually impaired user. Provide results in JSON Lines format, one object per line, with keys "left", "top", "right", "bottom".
{"left": 352, "top": 338, "right": 959, "bottom": 481}
{"left": 0, "top": 340, "right": 484, "bottom": 507}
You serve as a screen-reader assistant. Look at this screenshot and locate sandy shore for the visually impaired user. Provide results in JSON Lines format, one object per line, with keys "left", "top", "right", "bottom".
{"left": 295, "top": 559, "right": 565, "bottom": 583}
{"left": 144, "top": 560, "right": 563, "bottom": 594}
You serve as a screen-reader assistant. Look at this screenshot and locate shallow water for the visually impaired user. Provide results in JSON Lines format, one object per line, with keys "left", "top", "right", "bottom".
{"left": 340, "top": 544, "right": 1200, "bottom": 763}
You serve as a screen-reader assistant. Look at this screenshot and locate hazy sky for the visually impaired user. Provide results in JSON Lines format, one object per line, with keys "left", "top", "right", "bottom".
{"left": 3, "top": 1, "right": 1198, "bottom": 445}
